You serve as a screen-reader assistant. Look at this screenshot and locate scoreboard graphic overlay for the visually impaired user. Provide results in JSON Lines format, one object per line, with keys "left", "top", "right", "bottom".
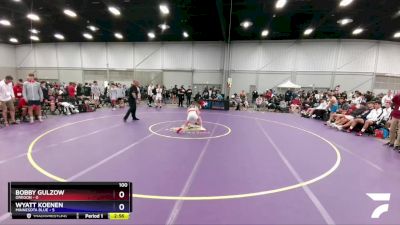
{"left": 8, "top": 182, "right": 132, "bottom": 220}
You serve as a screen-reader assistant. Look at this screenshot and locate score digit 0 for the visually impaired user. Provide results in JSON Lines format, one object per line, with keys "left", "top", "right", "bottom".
{"left": 119, "top": 190, "right": 125, "bottom": 199}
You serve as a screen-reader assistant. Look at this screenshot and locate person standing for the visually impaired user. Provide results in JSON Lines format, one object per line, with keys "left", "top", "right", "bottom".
{"left": 23, "top": 73, "right": 43, "bottom": 123}
{"left": 67, "top": 82, "right": 76, "bottom": 104}
{"left": 147, "top": 83, "right": 154, "bottom": 107}
{"left": 186, "top": 85, "right": 192, "bottom": 107}
{"left": 172, "top": 85, "right": 178, "bottom": 104}
{"left": 155, "top": 84, "right": 163, "bottom": 108}
{"left": 109, "top": 83, "right": 118, "bottom": 110}
{"left": 386, "top": 92, "right": 400, "bottom": 150}
{"left": 178, "top": 85, "right": 186, "bottom": 107}
{"left": 91, "top": 81, "right": 101, "bottom": 108}
{"left": 123, "top": 80, "right": 140, "bottom": 122}
{"left": 0, "top": 75, "right": 17, "bottom": 126}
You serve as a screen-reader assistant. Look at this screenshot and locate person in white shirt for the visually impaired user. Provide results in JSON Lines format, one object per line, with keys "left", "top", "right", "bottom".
{"left": 0, "top": 76, "right": 17, "bottom": 126}
{"left": 254, "top": 96, "right": 264, "bottom": 111}
{"left": 304, "top": 99, "right": 327, "bottom": 118}
{"left": 381, "top": 90, "right": 393, "bottom": 106}
{"left": 91, "top": 81, "right": 101, "bottom": 108}
{"left": 155, "top": 85, "right": 163, "bottom": 108}
{"left": 351, "top": 92, "right": 362, "bottom": 106}
{"left": 353, "top": 101, "right": 383, "bottom": 136}
{"left": 147, "top": 84, "right": 154, "bottom": 107}
{"left": 109, "top": 83, "right": 118, "bottom": 110}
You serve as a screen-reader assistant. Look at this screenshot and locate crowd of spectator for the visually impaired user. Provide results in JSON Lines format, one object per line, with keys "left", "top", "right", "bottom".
{"left": 243, "top": 86, "right": 400, "bottom": 150}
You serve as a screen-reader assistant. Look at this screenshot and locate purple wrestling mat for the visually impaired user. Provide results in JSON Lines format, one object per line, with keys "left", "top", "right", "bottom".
{"left": 1, "top": 106, "right": 400, "bottom": 225}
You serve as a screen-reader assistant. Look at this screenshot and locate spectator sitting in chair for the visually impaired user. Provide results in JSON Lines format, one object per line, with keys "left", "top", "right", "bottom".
{"left": 349, "top": 101, "right": 383, "bottom": 136}
{"left": 335, "top": 102, "right": 373, "bottom": 131}
{"left": 290, "top": 96, "right": 301, "bottom": 113}
{"left": 302, "top": 99, "right": 327, "bottom": 118}
{"left": 254, "top": 96, "right": 264, "bottom": 111}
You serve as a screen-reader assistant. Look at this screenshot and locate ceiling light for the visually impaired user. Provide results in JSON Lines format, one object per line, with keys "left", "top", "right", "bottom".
{"left": 63, "top": 9, "right": 77, "bottom": 18}
{"left": 12, "top": 0, "right": 21, "bottom": 2}
{"left": 158, "top": 23, "right": 170, "bottom": 31}
{"left": 0, "top": 19, "right": 11, "bottom": 26}
{"left": 276, "top": 0, "right": 287, "bottom": 9}
{"left": 183, "top": 31, "right": 189, "bottom": 38}
{"left": 393, "top": 32, "right": 400, "bottom": 38}
{"left": 159, "top": 4, "right": 169, "bottom": 15}
{"left": 29, "top": 29, "right": 39, "bottom": 34}
{"left": 87, "top": 25, "right": 98, "bottom": 32}
{"left": 9, "top": 37, "right": 18, "bottom": 43}
{"left": 27, "top": 13, "right": 40, "bottom": 21}
{"left": 148, "top": 32, "right": 155, "bottom": 39}
{"left": 352, "top": 27, "right": 363, "bottom": 35}
{"left": 261, "top": 29, "right": 269, "bottom": 37}
{"left": 114, "top": 32, "right": 123, "bottom": 39}
{"left": 339, "top": 0, "right": 354, "bottom": 7}
{"left": 337, "top": 18, "right": 353, "bottom": 26}
{"left": 240, "top": 20, "right": 253, "bottom": 29}
{"left": 304, "top": 28, "right": 314, "bottom": 35}
{"left": 54, "top": 33, "right": 65, "bottom": 40}
{"left": 108, "top": 6, "right": 121, "bottom": 16}
{"left": 30, "top": 35, "right": 39, "bottom": 41}
{"left": 83, "top": 33, "right": 93, "bottom": 40}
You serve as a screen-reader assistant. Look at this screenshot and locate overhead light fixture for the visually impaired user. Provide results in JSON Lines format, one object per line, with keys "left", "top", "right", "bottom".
{"left": 304, "top": 28, "right": 314, "bottom": 35}
{"left": 337, "top": 18, "right": 353, "bottom": 26}
{"left": 83, "top": 33, "right": 93, "bottom": 40}
{"left": 148, "top": 32, "right": 155, "bottom": 39}
{"left": 63, "top": 9, "right": 77, "bottom": 18}
{"left": 27, "top": 13, "right": 40, "bottom": 21}
{"left": 29, "top": 29, "right": 39, "bottom": 34}
{"left": 261, "top": 29, "right": 269, "bottom": 37}
{"left": 87, "top": 25, "right": 98, "bottom": 32}
{"left": 12, "top": 0, "right": 21, "bottom": 2}
{"left": 352, "top": 27, "right": 363, "bottom": 35}
{"left": 0, "top": 19, "right": 11, "bottom": 26}
{"left": 276, "top": 0, "right": 287, "bottom": 9}
{"left": 30, "top": 35, "right": 39, "bottom": 41}
{"left": 114, "top": 32, "right": 123, "bottom": 39}
{"left": 339, "top": 0, "right": 354, "bottom": 7}
{"left": 158, "top": 23, "right": 170, "bottom": 31}
{"left": 159, "top": 4, "right": 169, "bottom": 15}
{"left": 393, "top": 32, "right": 400, "bottom": 38}
{"left": 183, "top": 31, "right": 189, "bottom": 38}
{"left": 54, "top": 33, "right": 65, "bottom": 40}
{"left": 240, "top": 20, "right": 253, "bottom": 29}
{"left": 9, "top": 37, "right": 18, "bottom": 43}
{"left": 108, "top": 6, "right": 121, "bottom": 16}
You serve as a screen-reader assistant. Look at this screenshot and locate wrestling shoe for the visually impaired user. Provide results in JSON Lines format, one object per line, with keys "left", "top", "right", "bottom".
{"left": 176, "top": 128, "right": 183, "bottom": 134}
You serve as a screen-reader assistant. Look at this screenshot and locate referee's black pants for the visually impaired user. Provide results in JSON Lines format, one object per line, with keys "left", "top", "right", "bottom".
{"left": 124, "top": 100, "right": 137, "bottom": 120}
{"left": 178, "top": 96, "right": 184, "bottom": 107}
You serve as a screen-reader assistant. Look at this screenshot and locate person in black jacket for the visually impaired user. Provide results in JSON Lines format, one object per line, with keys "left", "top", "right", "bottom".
{"left": 186, "top": 86, "right": 192, "bottom": 107}
{"left": 178, "top": 85, "right": 185, "bottom": 107}
{"left": 123, "top": 80, "right": 140, "bottom": 122}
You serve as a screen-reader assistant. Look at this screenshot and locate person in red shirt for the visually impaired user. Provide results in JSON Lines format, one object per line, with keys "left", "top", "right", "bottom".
{"left": 13, "top": 79, "right": 27, "bottom": 121}
{"left": 290, "top": 96, "right": 301, "bottom": 113}
{"left": 386, "top": 93, "right": 400, "bottom": 151}
{"left": 68, "top": 82, "right": 76, "bottom": 103}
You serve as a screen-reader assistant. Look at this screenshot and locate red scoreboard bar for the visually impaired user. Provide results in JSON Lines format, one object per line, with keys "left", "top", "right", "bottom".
{"left": 8, "top": 182, "right": 132, "bottom": 220}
